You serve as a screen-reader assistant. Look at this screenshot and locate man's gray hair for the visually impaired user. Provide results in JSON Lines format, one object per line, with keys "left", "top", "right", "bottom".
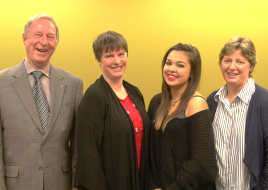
{"left": 23, "top": 14, "right": 60, "bottom": 44}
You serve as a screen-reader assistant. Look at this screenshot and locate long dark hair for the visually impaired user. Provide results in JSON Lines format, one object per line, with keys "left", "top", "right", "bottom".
{"left": 154, "top": 43, "right": 202, "bottom": 131}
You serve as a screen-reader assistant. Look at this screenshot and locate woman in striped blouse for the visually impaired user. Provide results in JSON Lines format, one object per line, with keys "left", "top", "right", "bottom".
{"left": 207, "top": 36, "right": 268, "bottom": 189}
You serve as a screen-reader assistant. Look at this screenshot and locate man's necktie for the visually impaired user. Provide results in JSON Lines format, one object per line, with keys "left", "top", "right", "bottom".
{"left": 31, "top": 71, "right": 50, "bottom": 133}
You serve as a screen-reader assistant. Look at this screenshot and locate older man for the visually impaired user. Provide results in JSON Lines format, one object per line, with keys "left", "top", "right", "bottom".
{"left": 0, "top": 14, "right": 83, "bottom": 190}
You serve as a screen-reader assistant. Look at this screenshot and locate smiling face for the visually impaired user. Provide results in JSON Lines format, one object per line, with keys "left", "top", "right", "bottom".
{"left": 23, "top": 18, "right": 57, "bottom": 70}
{"left": 221, "top": 49, "right": 252, "bottom": 90}
{"left": 163, "top": 50, "right": 191, "bottom": 90}
{"left": 98, "top": 49, "right": 128, "bottom": 83}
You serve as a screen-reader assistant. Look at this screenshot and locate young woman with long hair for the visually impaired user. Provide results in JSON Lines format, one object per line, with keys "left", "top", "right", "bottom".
{"left": 148, "top": 43, "right": 217, "bottom": 190}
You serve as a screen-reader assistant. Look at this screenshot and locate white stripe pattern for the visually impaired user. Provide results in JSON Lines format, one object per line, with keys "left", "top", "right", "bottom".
{"left": 213, "top": 78, "right": 255, "bottom": 190}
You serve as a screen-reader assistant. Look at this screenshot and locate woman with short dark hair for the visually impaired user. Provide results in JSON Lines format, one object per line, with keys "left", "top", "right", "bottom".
{"left": 74, "top": 31, "right": 150, "bottom": 190}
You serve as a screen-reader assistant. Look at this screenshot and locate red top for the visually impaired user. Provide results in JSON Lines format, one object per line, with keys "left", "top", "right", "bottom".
{"left": 119, "top": 95, "right": 143, "bottom": 171}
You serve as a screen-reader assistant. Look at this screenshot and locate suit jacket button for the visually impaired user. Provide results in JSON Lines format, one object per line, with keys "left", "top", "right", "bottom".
{"left": 39, "top": 167, "right": 43, "bottom": 171}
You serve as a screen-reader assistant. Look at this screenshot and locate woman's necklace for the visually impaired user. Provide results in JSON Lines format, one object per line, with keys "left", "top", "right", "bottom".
{"left": 171, "top": 98, "right": 181, "bottom": 107}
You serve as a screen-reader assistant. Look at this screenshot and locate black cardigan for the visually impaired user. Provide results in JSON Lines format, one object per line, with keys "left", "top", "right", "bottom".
{"left": 74, "top": 75, "right": 150, "bottom": 190}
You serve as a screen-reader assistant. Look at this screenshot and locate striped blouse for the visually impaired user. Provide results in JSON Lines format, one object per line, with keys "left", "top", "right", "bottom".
{"left": 213, "top": 78, "right": 255, "bottom": 190}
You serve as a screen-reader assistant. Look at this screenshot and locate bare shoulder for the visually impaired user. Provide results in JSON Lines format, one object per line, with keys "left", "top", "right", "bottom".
{"left": 185, "top": 92, "right": 209, "bottom": 117}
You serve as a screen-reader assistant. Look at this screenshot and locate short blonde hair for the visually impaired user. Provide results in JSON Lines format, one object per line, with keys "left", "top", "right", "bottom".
{"left": 219, "top": 36, "right": 257, "bottom": 77}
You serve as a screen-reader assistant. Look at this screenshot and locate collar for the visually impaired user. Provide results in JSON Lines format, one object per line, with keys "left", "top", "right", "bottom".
{"left": 24, "top": 58, "right": 50, "bottom": 78}
{"left": 214, "top": 78, "right": 255, "bottom": 105}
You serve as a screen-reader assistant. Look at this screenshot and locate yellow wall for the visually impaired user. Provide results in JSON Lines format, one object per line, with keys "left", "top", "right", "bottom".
{"left": 1, "top": 0, "right": 268, "bottom": 108}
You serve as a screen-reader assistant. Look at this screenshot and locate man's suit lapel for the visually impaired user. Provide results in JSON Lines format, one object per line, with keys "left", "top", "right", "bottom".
{"left": 12, "top": 61, "right": 44, "bottom": 133}
{"left": 44, "top": 65, "right": 65, "bottom": 139}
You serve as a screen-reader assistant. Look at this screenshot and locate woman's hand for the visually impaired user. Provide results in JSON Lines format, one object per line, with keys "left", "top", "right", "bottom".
{"left": 155, "top": 188, "right": 162, "bottom": 190}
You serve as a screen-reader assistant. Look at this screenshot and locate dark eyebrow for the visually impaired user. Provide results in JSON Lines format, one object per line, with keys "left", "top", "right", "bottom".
{"left": 166, "top": 59, "right": 185, "bottom": 64}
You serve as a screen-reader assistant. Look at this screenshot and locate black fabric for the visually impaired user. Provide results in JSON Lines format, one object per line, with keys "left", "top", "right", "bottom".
{"left": 148, "top": 94, "right": 217, "bottom": 190}
{"left": 74, "top": 75, "right": 150, "bottom": 190}
{"left": 178, "top": 95, "right": 206, "bottom": 119}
